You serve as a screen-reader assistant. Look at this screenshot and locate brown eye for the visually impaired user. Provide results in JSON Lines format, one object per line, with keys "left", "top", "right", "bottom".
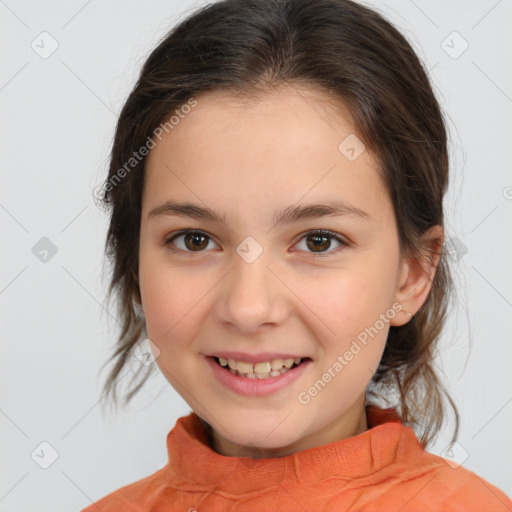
{"left": 306, "top": 233, "right": 331, "bottom": 252}
{"left": 294, "top": 230, "right": 349, "bottom": 256}
{"left": 163, "top": 230, "right": 218, "bottom": 252}
{"left": 183, "top": 232, "right": 209, "bottom": 251}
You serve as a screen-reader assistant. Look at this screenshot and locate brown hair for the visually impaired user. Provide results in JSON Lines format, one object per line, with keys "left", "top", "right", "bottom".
{"left": 95, "top": 0, "right": 459, "bottom": 447}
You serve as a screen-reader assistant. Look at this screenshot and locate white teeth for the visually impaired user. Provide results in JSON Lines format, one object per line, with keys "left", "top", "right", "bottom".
{"left": 216, "top": 356, "right": 305, "bottom": 379}
{"left": 271, "top": 358, "right": 284, "bottom": 370}
{"left": 237, "top": 361, "right": 254, "bottom": 373}
{"left": 254, "top": 361, "right": 271, "bottom": 374}
{"left": 217, "top": 358, "right": 303, "bottom": 373}
{"left": 217, "top": 356, "right": 306, "bottom": 380}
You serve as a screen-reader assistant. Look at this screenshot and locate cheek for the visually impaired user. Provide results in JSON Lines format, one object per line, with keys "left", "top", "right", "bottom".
{"left": 295, "top": 264, "right": 397, "bottom": 341}
{"left": 291, "top": 264, "right": 394, "bottom": 392}
{"left": 139, "top": 263, "right": 204, "bottom": 351}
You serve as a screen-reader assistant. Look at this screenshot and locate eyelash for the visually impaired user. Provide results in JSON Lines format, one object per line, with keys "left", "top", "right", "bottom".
{"left": 162, "top": 229, "right": 350, "bottom": 258}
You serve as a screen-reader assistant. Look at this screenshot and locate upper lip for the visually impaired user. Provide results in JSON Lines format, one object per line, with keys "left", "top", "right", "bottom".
{"left": 205, "top": 352, "right": 310, "bottom": 363}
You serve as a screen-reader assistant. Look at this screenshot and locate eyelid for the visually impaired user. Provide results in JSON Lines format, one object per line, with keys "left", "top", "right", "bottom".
{"left": 291, "top": 229, "right": 351, "bottom": 257}
{"left": 162, "top": 229, "right": 220, "bottom": 250}
{"left": 162, "top": 228, "right": 351, "bottom": 256}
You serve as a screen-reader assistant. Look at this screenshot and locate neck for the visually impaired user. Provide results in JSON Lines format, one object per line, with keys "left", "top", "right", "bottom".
{"left": 207, "top": 393, "right": 369, "bottom": 459}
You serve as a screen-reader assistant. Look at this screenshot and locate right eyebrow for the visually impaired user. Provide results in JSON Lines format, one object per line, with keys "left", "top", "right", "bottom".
{"left": 147, "top": 201, "right": 227, "bottom": 223}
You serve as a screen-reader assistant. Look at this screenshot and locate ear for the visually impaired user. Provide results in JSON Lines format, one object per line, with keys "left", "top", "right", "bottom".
{"left": 390, "top": 225, "right": 443, "bottom": 327}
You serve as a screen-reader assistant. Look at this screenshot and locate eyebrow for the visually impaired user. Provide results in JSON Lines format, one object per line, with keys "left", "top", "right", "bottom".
{"left": 148, "top": 199, "right": 369, "bottom": 227}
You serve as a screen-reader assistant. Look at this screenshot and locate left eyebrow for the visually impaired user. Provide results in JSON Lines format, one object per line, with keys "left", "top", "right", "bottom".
{"left": 272, "top": 200, "right": 370, "bottom": 225}
{"left": 147, "top": 199, "right": 370, "bottom": 226}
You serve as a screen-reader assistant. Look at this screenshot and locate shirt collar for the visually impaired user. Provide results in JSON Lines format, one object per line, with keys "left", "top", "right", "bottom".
{"left": 163, "top": 405, "right": 421, "bottom": 493}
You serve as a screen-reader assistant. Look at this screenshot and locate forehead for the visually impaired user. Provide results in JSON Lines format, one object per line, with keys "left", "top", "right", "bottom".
{"left": 142, "top": 84, "right": 390, "bottom": 225}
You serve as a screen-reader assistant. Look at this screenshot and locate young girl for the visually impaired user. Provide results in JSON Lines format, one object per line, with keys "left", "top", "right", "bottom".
{"left": 84, "top": 0, "right": 511, "bottom": 510}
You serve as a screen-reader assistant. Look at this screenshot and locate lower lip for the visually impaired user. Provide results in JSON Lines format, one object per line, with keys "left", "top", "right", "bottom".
{"left": 205, "top": 356, "right": 312, "bottom": 397}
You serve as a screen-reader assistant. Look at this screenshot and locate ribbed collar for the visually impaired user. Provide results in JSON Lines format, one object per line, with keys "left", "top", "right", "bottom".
{"left": 163, "top": 406, "right": 424, "bottom": 493}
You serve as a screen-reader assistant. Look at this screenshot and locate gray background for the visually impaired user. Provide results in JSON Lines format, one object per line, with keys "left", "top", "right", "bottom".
{"left": 1, "top": 0, "right": 511, "bottom": 510}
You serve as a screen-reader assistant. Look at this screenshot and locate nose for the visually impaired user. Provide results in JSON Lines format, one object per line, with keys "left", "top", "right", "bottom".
{"left": 215, "top": 249, "right": 290, "bottom": 334}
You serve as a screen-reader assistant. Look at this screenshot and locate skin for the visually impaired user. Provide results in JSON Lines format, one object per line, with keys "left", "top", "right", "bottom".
{"left": 137, "top": 84, "right": 441, "bottom": 459}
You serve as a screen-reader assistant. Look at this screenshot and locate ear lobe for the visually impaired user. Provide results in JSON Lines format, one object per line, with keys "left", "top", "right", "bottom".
{"left": 390, "top": 225, "right": 444, "bottom": 327}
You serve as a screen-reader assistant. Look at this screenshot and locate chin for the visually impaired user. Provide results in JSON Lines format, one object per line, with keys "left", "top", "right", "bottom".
{"left": 212, "top": 412, "right": 306, "bottom": 455}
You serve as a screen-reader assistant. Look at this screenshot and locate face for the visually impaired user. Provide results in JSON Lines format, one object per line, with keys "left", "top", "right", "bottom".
{"left": 138, "top": 84, "right": 418, "bottom": 458}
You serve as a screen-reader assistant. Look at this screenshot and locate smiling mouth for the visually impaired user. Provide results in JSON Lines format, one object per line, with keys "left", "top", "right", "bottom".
{"left": 212, "top": 356, "right": 310, "bottom": 380}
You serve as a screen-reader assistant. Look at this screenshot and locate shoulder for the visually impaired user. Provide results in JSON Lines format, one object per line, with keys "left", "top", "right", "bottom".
{"left": 433, "top": 464, "right": 511, "bottom": 511}
{"left": 394, "top": 451, "right": 512, "bottom": 512}
{"left": 79, "top": 467, "right": 169, "bottom": 512}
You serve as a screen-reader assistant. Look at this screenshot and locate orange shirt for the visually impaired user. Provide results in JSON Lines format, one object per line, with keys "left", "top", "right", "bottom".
{"left": 81, "top": 405, "right": 512, "bottom": 511}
